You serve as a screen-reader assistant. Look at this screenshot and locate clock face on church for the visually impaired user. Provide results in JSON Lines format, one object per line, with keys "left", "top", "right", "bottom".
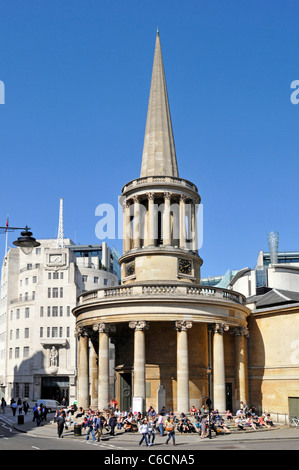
{"left": 125, "top": 260, "right": 135, "bottom": 277}
{"left": 178, "top": 258, "right": 192, "bottom": 275}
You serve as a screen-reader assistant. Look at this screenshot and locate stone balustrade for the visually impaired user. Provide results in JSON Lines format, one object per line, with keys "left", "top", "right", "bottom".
{"left": 77, "top": 283, "right": 245, "bottom": 305}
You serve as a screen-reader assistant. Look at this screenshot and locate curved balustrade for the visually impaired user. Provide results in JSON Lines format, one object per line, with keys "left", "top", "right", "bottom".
{"left": 78, "top": 283, "right": 245, "bottom": 306}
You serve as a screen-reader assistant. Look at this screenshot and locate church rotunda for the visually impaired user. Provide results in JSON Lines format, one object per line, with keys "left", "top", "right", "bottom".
{"left": 73, "top": 32, "right": 250, "bottom": 414}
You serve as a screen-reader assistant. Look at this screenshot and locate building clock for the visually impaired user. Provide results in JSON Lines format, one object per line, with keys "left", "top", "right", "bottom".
{"left": 125, "top": 260, "right": 135, "bottom": 277}
{"left": 178, "top": 258, "right": 192, "bottom": 275}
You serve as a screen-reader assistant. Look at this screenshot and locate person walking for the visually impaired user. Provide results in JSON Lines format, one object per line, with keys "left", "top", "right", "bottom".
{"left": 55, "top": 408, "right": 66, "bottom": 438}
{"left": 1, "top": 397, "right": 6, "bottom": 415}
{"left": 157, "top": 413, "right": 164, "bottom": 436}
{"left": 148, "top": 417, "right": 156, "bottom": 446}
{"left": 11, "top": 400, "right": 17, "bottom": 417}
{"left": 165, "top": 417, "right": 176, "bottom": 446}
{"left": 85, "top": 415, "right": 96, "bottom": 443}
{"left": 109, "top": 414, "right": 117, "bottom": 436}
{"left": 139, "top": 419, "right": 149, "bottom": 447}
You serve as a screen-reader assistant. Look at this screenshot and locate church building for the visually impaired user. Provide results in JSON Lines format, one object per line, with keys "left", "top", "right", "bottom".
{"left": 73, "top": 32, "right": 251, "bottom": 415}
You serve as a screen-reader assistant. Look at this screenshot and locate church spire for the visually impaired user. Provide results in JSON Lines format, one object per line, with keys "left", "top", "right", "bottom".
{"left": 140, "top": 31, "right": 179, "bottom": 178}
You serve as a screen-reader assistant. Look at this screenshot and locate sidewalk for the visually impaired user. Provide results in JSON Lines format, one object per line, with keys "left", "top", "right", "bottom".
{"left": 1, "top": 407, "right": 298, "bottom": 445}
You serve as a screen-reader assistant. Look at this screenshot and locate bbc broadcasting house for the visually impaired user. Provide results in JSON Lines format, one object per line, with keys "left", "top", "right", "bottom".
{"left": 1, "top": 32, "right": 299, "bottom": 422}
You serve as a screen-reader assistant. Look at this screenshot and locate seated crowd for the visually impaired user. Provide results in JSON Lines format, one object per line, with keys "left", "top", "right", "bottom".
{"left": 56, "top": 398, "right": 276, "bottom": 441}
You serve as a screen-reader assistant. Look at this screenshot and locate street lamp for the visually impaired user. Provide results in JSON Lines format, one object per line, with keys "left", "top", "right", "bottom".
{"left": 205, "top": 365, "right": 212, "bottom": 439}
{"left": 0, "top": 225, "right": 40, "bottom": 255}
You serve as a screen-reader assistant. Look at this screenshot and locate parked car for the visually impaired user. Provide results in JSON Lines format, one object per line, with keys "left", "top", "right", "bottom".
{"left": 35, "top": 399, "right": 61, "bottom": 413}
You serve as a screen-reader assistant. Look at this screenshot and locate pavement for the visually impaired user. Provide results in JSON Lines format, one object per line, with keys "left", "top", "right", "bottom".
{"left": 1, "top": 407, "right": 299, "bottom": 447}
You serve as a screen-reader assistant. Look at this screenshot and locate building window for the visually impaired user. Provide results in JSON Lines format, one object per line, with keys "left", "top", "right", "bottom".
{"left": 52, "top": 327, "right": 58, "bottom": 338}
{"left": 60, "top": 287, "right": 63, "bottom": 298}
{"left": 47, "top": 327, "right": 50, "bottom": 338}
{"left": 40, "top": 327, "right": 43, "bottom": 338}
{"left": 9, "top": 348, "right": 12, "bottom": 359}
{"left": 9, "top": 330, "right": 12, "bottom": 340}
{"left": 25, "top": 308, "right": 29, "bottom": 318}
{"left": 104, "top": 279, "right": 108, "bottom": 286}
{"left": 82, "top": 275, "right": 88, "bottom": 283}
{"left": 94, "top": 277, "right": 99, "bottom": 284}
{"left": 32, "top": 291, "right": 35, "bottom": 300}
{"left": 47, "top": 306, "right": 51, "bottom": 317}
{"left": 15, "top": 347, "right": 20, "bottom": 359}
{"left": 48, "top": 273, "right": 51, "bottom": 280}
{"left": 24, "top": 383, "right": 30, "bottom": 397}
{"left": 53, "top": 272, "right": 59, "bottom": 279}
{"left": 40, "top": 306, "right": 44, "bottom": 317}
{"left": 52, "top": 288, "right": 58, "bottom": 298}
{"left": 24, "top": 292, "right": 28, "bottom": 301}
{"left": 60, "top": 272, "right": 64, "bottom": 279}
{"left": 33, "top": 276, "right": 37, "bottom": 283}
{"left": 24, "top": 328, "right": 29, "bottom": 339}
{"left": 10, "top": 310, "right": 13, "bottom": 321}
{"left": 36, "top": 247, "right": 41, "bottom": 255}
{"left": 67, "top": 327, "right": 70, "bottom": 337}
{"left": 59, "top": 327, "right": 63, "bottom": 337}
{"left": 16, "top": 309, "right": 20, "bottom": 319}
{"left": 48, "top": 287, "right": 51, "bottom": 298}
{"left": 52, "top": 306, "right": 58, "bottom": 317}
{"left": 23, "top": 347, "right": 29, "bottom": 358}
{"left": 25, "top": 278, "right": 28, "bottom": 285}
{"left": 60, "top": 306, "right": 63, "bottom": 317}
{"left": 16, "top": 329, "right": 19, "bottom": 339}
{"left": 67, "top": 306, "right": 70, "bottom": 317}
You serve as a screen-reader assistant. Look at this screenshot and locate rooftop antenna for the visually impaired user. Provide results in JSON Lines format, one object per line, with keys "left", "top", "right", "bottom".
{"left": 56, "top": 198, "right": 64, "bottom": 249}
{"left": 267, "top": 231, "right": 279, "bottom": 265}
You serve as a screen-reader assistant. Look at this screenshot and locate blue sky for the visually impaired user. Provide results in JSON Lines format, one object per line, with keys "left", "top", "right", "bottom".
{"left": 0, "top": 0, "right": 299, "bottom": 278}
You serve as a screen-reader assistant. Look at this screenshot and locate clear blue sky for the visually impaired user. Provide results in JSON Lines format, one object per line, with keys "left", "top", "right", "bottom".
{"left": 0, "top": 0, "right": 298, "bottom": 278}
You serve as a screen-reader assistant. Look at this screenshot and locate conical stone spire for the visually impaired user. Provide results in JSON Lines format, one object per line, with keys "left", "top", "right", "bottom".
{"left": 140, "top": 31, "right": 179, "bottom": 178}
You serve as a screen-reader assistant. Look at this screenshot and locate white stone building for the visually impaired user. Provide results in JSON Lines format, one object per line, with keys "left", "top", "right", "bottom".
{"left": 0, "top": 238, "right": 120, "bottom": 405}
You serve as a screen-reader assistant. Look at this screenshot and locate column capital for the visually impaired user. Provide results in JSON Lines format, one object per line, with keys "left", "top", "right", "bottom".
{"left": 164, "top": 191, "right": 171, "bottom": 200}
{"left": 230, "top": 326, "right": 249, "bottom": 338}
{"left": 93, "top": 322, "right": 116, "bottom": 334}
{"left": 147, "top": 192, "right": 155, "bottom": 200}
{"left": 133, "top": 195, "right": 140, "bottom": 203}
{"left": 209, "top": 323, "right": 229, "bottom": 335}
{"left": 74, "top": 325, "right": 90, "bottom": 338}
{"left": 129, "top": 320, "right": 150, "bottom": 331}
{"left": 179, "top": 194, "right": 188, "bottom": 203}
{"left": 174, "top": 320, "right": 193, "bottom": 332}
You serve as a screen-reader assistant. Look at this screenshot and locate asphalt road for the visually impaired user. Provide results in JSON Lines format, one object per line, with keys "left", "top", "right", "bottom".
{"left": 1, "top": 418, "right": 298, "bottom": 455}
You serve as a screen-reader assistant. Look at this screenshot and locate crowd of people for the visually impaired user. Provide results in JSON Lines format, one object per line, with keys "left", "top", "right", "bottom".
{"left": 1, "top": 395, "right": 276, "bottom": 443}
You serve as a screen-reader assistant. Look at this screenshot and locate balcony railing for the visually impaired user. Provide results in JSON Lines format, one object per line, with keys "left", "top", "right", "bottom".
{"left": 78, "top": 283, "right": 245, "bottom": 306}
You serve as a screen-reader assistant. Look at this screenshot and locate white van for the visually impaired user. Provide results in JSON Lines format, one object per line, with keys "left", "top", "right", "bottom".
{"left": 35, "top": 399, "right": 61, "bottom": 413}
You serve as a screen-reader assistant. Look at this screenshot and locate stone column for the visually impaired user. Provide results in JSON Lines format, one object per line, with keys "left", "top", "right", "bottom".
{"left": 129, "top": 321, "right": 149, "bottom": 409}
{"left": 90, "top": 338, "right": 98, "bottom": 409}
{"left": 133, "top": 195, "right": 141, "bottom": 249}
{"left": 123, "top": 199, "right": 131, "bottom": 252}
{"left": 93, "top": 323, "right": 116, "bottom": 411}
{"left": 179, "top": 195, "right": 187, "bottom": 249}
{"left": 163, "top": 192, "right": 171, "bottom": 246}
{"left": 147, "top": 192, "right": 156, "bottom": 246}
{"left": 75, "top": 326, "right": 90, "bottom": 410}
{"left": 191, "top": 202, "right": 198, "bottom": 251}
{"left": 174, "top": 320, "right": 192, "bottom": 413}
{"left": 231, "top": 327, "right": 249, "bottom": 409}
{"left": 212, "top": 323, "right": 229, "bottom": 413}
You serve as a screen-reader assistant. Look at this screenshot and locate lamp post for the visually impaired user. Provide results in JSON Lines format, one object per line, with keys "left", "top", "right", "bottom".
{"left": 205, "top": 365, "right": 212, "bottom": 439}
{"left": 0, "top": 225, "right": 40, "bottom": 255}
